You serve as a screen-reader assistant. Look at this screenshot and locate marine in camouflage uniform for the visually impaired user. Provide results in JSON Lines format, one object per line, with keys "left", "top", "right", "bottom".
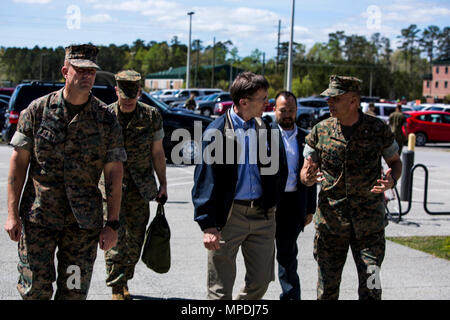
{"left": 389, "top": 104, "right": 407, "bottom": 155}
{"left": 102, "top": 70, "right": 167, "bottom": 300}
{"left": 301, "top": 75, "right": 403, "bottom": 300}
{"left": 5, "top": 44, "right": 126, "bottom": 300}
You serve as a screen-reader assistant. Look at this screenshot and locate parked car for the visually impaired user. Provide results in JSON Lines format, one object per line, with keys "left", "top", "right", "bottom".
{"left": 139, "top": 92, "right": 213, "bottom": 162}
{"left": 161, "top": 88, "right": 222, "bottom": 105}
{"left": 0, "top": 87, "right": 15, "bottom": 96}
{"left": 361, "top": 102, "right": 414, "bottom": 123}
{"left": 196, "top": 92, "right": 232, "bottom": 116}
{"left": 2, "top": 81, "right": 213, "bottom": 163}
{"left": 403, "top": 111, "right": 450, "bottom": 146}
{"left": 421, "top": 105, "right": 450, "bottom": 113}
{"left": 0, "top": 94, "right": 11, "bottom": 102}
{"left": 156, "top": 89, "right": 179, "bottom": 101}
{"left": 0, "top": 98, "right": 9, "bottom": 133}
{"left": 297, "top": 97, "right": 329, "bottom": 127}
{"left": 214, "top": 101, "right": 233, "bottom": 115}
{"left": 262, "top": 107, "right": 317, "bottom": 129}
{"left": 1, "top": 81, "right": 118, "bottom": 143}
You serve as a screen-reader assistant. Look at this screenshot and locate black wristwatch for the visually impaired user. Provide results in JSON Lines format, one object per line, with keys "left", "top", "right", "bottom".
{"left": 105, "top": 220, "right": 120, "bottom": 231}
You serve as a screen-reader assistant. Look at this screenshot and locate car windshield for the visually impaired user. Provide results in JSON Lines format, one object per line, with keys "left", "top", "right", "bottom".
{"left": 141, "top": 92, "right": 169, "bottom": 112}
{"left": 205, "top": 94, "right": 219, "bottom": 101}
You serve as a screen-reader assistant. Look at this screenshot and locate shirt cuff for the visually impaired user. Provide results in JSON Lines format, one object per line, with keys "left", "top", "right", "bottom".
{"left": 10, "top": 131, "right": 33, "bottom": 152}
{"left": 153, "top": 128, "right": 165, "bottom": 141}
{"left": 106, "top": 147, "right": 127, "bottom": 163}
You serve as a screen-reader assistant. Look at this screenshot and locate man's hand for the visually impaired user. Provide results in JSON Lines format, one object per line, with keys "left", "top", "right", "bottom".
{"left": 300, "top": 156, "right": 324, "bottom": 186}
{"left": 99, "top": 226, "right": 118, "bottom": 251}
{"left": 156, "top": 185, "right": 168, "bottom": 205}
{"left": 304, "top": 213, "right": 313, "bottom": 227}
{"left": 203, "top": 227, "right": 221, "bottom": 251}
{"left": 4, "top": 215, "right": 22, "bottom": 242}
{"left": 371, "top": 168, "right": 396, "bottom": 193}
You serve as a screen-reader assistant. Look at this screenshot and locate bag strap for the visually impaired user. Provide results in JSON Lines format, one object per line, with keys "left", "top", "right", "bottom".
{"left": 157, "top": 203, "right": 165, "bottom": 216}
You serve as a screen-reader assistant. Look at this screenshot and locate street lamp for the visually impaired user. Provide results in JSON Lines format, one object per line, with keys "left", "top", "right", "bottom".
{"left": 40, "top": 53, "right": 49, "bottom": 81}
{"left": 286, "top": 0, "right": 295, "bottom": 91}
{"left": 186, "top": 11, "right": 195, "bottom": 89}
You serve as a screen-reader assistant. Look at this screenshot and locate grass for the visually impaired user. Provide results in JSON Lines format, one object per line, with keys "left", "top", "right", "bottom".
{"left": 386, "top": 236, "right": 450, "bottom": 260}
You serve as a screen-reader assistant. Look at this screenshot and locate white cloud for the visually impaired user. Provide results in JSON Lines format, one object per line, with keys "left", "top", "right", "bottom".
{"left": 83, "top": 13, "right": 115, "bottom": 24}
{"left": 14, "top": 0, "right": 51, "bottom": 3}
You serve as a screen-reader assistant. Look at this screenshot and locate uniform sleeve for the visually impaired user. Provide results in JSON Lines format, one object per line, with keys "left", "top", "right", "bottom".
{"left": 10, "top": 104, "right": 35, "bottom": 152}
{"left": 303, "top": 127, "right": 319, "bottom": 162}
{"left": 381, "top": 123, "right": 398, "bottom": 159}
{"left": 105, "top": 110, "right": 127, "bottom": 163}
{"left": 151, "top": 109, "right": 164, "bottom": 141}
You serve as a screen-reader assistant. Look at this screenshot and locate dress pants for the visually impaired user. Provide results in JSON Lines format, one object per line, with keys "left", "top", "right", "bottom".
{"left": 275, "top": 191, "right": 304, "bottom": 300}
{"left": 207, "top": 202, "right": 276, "bottom": 300}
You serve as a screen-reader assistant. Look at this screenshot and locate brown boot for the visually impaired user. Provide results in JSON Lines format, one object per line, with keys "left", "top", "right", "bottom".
{"left": 123, "top": 285, "right": 132, "bottom": 300}
{"left": 112, "top": 286, "right": 125, "bottom": 300}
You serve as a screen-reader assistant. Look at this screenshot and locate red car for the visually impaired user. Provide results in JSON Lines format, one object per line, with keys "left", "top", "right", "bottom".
{"left": 404, "top": 111, "right": 450, "bottom": 146}
{"left": 214, "top": 101, "right": 233, "bottom": 115}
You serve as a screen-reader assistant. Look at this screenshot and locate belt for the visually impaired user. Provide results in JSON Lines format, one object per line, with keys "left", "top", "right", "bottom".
{"left": 233, "top": 197, "right": 263, "bottom": 208}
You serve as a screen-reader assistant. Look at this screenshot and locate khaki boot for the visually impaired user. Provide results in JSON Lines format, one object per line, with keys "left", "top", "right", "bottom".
{"left": 112, "top": 286, "right": 125, "bottom": 300}
{"left": 123, "top": 285, "right": 132, "bottom": 300}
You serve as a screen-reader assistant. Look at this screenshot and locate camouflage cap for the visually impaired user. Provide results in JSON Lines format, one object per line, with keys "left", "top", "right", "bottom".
{"left": 320, "top": 75, "right": 362, "bottom": 97}
{"left": 115, "top": 70, "right": 141, "bottom": 99}
{"left": 65, "top": 44, "right": 100, "bottom": 70}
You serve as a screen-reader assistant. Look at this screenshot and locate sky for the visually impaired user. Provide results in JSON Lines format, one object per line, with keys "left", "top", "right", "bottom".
{"left": 1, "top": 0, "right": 450, "bottom": 59}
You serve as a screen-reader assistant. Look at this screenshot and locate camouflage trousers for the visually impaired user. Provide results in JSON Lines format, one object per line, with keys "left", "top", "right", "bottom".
{"left": 17, "top": 218, "right": 100, "bottom": 300}
{"left": 104, "top": 181, "right": 150, "bottom": 287}
{"left": 313, "top": 227, "right": 385, "bottom": 300}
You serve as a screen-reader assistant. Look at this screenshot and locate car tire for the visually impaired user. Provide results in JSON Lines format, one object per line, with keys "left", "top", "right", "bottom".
{"left": 202, "top": 108, "right": 212, "bottom": 117}
{"left": 178, "top": 139, "right": 200, "bottom": 164}
{"left": 415, "top": 132, "right": 427, "bottom": 146}
{"left": 297, "top": 115, "right": 310, "bottom": 129}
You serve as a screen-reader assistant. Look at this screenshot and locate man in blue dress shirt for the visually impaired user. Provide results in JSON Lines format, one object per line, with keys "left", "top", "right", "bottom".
{"left": 192, "top": 72, "right": 288, "bottom": 300}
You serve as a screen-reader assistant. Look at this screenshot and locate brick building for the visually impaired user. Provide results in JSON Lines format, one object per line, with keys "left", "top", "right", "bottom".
{"left": 423, "top": 59, "right": 450, "bottom": 103}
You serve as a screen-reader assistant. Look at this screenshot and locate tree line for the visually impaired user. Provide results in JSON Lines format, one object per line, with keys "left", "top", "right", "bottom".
{"left": 0, "top": 24, "right": 449, "bottom": 100}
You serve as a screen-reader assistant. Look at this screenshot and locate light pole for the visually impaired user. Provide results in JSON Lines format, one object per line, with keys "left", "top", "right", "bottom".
{"left": 40, "top": 53, "right": 48, "bottom": 81}
{"left": 286, "top": 0, "right": 295, "bottom": 91}
{"left": 186, "top": 11, "right": 194, "bottom": 89}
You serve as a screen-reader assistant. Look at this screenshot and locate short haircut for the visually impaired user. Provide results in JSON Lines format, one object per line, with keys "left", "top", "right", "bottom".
{"left": 275, "top": 91, "right": 297, "bottom": 105}
{"left": 230, "top": 71, "right": 269, "bottom": 106}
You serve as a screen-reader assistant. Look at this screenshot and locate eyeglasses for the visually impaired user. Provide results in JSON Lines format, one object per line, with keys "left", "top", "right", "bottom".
{"left": 72, "top": 66, "right": 97, "bottom": 75}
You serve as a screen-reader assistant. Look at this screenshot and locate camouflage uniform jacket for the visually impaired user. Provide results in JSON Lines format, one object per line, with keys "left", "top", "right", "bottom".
{"left": 305, "top": 110, "right": 396, "bottom": 238}
{"left": 11, "top": 88, "right": 127, "bottom": 231}
{"left": 108, "top": 101, "right": 164, "bottom": 202}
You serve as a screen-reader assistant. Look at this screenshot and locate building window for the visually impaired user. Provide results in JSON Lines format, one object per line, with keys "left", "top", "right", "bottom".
{"left": 446, "top": 66, "right": 449, "bottom": 74}
{"left": 427, "top": 81, "right": 430, "bottom": 88}
{"left": 446, "top": 81, "right": 448, "bottom": 89}
{"left": 436, "top": 66, "right": 439, "bottom": 74}
{"left": 435, "top": 81, "right": 439, "bottom": 88}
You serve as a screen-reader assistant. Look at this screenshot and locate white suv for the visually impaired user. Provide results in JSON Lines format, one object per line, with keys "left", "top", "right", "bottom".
{"left": 361, "top": 102, "right": 414, "bottom": 123}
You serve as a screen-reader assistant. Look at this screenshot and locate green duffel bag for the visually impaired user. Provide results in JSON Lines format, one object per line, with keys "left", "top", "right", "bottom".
{"left": 141, "top": 204, "right": 171, "bottom": 273}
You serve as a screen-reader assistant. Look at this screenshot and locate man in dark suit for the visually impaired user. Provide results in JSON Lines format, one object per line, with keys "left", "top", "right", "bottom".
{"left": 272, "top": 91, "right": 317, "bottom": 300}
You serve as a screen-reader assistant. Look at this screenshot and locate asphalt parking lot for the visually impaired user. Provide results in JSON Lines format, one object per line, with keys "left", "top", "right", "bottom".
{"left": 0, "top": 143, "right": 449, "bottom": 300}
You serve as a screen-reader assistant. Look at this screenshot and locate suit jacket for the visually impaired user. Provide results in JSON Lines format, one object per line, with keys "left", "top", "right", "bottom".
{"left": 192, "top": 110, "right": 289, "bottom": 231}
{"left": 271, "top": 122, "right": 317, "bottom": 231}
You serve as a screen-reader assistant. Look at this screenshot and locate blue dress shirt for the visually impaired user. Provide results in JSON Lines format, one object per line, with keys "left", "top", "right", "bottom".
{"left": 229, "top": 107, "right": 263, "bottom": 200}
